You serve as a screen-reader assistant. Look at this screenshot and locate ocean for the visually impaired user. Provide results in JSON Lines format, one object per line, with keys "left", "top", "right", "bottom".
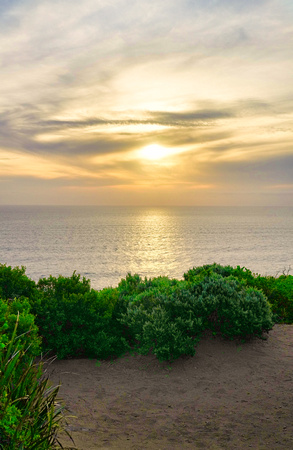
{"left": 0, "top": 205, "right": 292, "bottom": 290}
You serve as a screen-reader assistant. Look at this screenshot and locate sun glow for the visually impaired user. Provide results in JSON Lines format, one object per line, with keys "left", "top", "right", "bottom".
{"left": 139, "top": 144, "right": 173, "bottom": 160}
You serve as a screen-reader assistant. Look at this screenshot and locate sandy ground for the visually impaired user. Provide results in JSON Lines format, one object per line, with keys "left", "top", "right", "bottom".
{"left": 48, "top": 325, "right": 293, "bottom": 449}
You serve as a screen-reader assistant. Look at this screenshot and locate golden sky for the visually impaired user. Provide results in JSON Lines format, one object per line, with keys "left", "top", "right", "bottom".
{"left": 0, "top": 0, "right": 293, "bottom": 205}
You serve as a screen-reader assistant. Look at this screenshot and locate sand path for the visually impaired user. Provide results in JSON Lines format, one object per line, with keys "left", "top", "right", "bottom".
{"left": 49, "top": 324, "right": 293, "bottom": 449}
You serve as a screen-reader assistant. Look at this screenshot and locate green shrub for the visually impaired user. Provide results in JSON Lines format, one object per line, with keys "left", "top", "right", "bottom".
{"left": 119, "top": 273, "right": 273, "bottom": 361}
{"left": 115, "top": 273, "right": 181, "bottom": 308}
{"left": 184, "top": 263, "right": 256, "bottom": 285}
{"left": 185, "top": 263, "right": 293, "bottom": 324}
{"left": 253, "top": 274, "right": 293, "bottom": 323}
{"left": 35, "top": 272, "right": 129, "bottom": 359}
{"left": 118, "top": 281, "right": 204, "bottom": 361}
{"left": 138, "top": 306, "right": 201, "bottom": 362}
{"left": 0, "top": 315, "right": 69, "bottom": 449}
{"left": 37, "top": 271, "right": 91, "bottom": 301}
{"left": 0, "top": 297, "right": 41, "bottom": 360}
{"left": 0, "top": 263, "right": 288, "bottom": 365}
{"left": 117, "top": 273, "right": 143, "bottom": 297}
{"left": 95, "top": 287, "right": 119, "bottom": 318}
{"left": 120, "top": 300, "right": 203, "bottom": 362}
{"left": 188, "top": 274, "right": 273, "bottom": 339}
{"left": 32, "top": 286, "right": 129, "bottom": 359}
{"left": 0, "top": 301, "right": 9, "bottom": 350}
{"left": 117, "top": 291, "right": 168, "bottom": 342}
{"left": 113, "top": 273, "right": 154, "bottom": 322}
{"left": 114, "top": 274, "right": 185, "bottom": 346}
{"left": 116, "top": 273, "right": 181, "bottom": 303}
{"left": 0, "top": 264, "right": 37, "bottom": 300}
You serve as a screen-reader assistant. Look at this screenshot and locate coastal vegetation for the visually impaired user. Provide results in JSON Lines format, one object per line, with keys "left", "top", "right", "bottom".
{"left": 0, "top": 305, "right": 67, "bottom": 448}
{"left": 0, "top": 262, "right": 292, "bottom": 447}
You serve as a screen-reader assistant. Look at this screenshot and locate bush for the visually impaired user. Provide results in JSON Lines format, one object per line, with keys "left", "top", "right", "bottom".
{"left": 0, "top": 316, "right": 68, "bottom": 449}
{"left": 114, "top": 274, "right": 186, "bottom": 346}
{"left": 119, "top": 299, "right": 203, "bottom": 362}
{"left": 118, "top": 278, "right": 203, "bottom": 361}
{"left": 32, "top": 279, "right": 129, "bottom": 359}
{"left": 253, "top": 274, "right": 293, "bottom": 323}
{"left": 0, "top": 263, "right": 287, "bottom": 364}
{"left": 138, "top": 306, "right": 201, "bottom": 362}
{"left": 117, "top": 273, "right": 144, "bottom": 298}
{"left": 119, "top": 273, "right": 273, "bottom": 361}
{"left": 0, "top": 297, "right": 41, "bottom": 360}
{"left": 37, "top": 271, "right": 91, "bottom": 301}
{"left": 185, "top": 263, "right": 293, "bottom": 324}
{"left": 189, "top": 275, "right": 273, "bottom": 339}
{"left": 113, "top": 273, "right": 160, "bottom": 322}
{"left": 184, "top": 263, "right": 256, "bottom": 285}
{"left": 0, "top": 264, "right": 37, "bottom": 301}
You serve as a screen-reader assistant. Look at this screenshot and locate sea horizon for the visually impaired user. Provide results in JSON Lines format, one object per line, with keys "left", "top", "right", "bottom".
{"left": 1, "top": 205, "right": 292, "bottom": 290}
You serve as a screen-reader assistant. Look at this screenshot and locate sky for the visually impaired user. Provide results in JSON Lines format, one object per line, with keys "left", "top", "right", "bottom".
{"left": 0, "top": 0, "right": 293, "bottom": 206}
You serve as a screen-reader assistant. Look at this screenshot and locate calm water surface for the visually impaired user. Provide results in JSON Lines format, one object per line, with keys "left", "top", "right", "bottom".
{"left": 0, "top": 206, "right": 292, "bottom": 290}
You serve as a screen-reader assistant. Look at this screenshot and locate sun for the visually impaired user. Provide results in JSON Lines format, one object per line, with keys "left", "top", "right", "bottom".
{"left": 139, "top": 144, "right": 170, "bottom": 160}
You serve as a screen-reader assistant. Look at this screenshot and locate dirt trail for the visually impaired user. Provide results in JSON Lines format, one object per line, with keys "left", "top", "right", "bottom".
{"left": 49, "top": 325, "right": 293, "bottom": 449}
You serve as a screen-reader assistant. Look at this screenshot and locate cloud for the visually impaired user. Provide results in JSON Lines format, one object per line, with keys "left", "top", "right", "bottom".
{"left": 0, "top": 0, "right": 293, "bottom": 204}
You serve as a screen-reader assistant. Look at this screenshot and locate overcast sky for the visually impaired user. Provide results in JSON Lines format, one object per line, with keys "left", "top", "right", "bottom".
{"left": 1, "top": 0, "right": 293, "bottom": 205}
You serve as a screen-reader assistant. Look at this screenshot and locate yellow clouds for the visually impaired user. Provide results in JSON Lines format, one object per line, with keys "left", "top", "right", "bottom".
{"left": 0, "top": 148, "right": 91, "bottom": 180}
{"left": 0, "top": 149, "right": 60, "bottom": 179}
{"left": 0, "top": 0, "right": 293, "bottom": 205}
